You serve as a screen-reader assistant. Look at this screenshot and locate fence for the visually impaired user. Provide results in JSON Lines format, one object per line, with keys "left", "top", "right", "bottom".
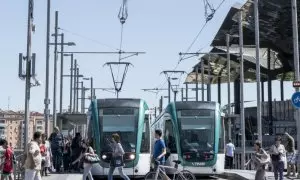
{"left": 13, "top": 153, "right": 25, "bottom": 180}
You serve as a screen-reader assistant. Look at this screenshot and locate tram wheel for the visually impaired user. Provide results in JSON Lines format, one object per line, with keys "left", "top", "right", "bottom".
{"left": 144, "top": 172, "right": 163, "bottom": 180}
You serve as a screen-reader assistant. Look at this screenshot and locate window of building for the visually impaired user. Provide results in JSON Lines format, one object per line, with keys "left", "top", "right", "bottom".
{"left": 0, "top": 120, "right": 5, "bottom": 124}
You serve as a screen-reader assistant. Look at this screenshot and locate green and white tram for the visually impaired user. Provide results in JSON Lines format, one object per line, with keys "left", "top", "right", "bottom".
{"left": 88, "top": 98, "right": 151, "bottom": 178}
{"left": 151, "top": 101, "right": 225, "bottom": 176}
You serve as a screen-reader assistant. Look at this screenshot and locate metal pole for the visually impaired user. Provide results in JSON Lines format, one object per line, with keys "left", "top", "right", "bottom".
{"left": 174, "top": 91, "right": 177, "bottom": 102}
{"left": 168, "top": 77, "right": 171, "bottom": 103}
{"left": 52, "top": 11, "right": 58, "bottom": 128}
{"left": 81, "top": 84, "right": 86, "bottom": 138}
{"left": 181, "top": 88, "right": 184, "bottom": 101}
{"left": 196, "top": 66, "right": 199, "bottom": 101}
{"left": 73, "top": 61, "right": 77, "bottom": 113}
{"left": 76, "top": 68, "right": 79, "bottom": 113}
{"left": 185, "top": 84, "right": 188, "bottom": 101}
{"left": 201, "top": 58, "right": 205, "bottom": 101}
{"left": 44, "top": 0, "right": 50, "bottom": 137}
{"left": 239, "top": 10, "right": 246, "bottom": 170}
{"left": 254, "top": 0, "right": 262, "bottom": 142}
{"left": 81, "top": 83, "right": 84, "bottom": 113}
{"left": 226, "top": 34, "right": 232, "bottom": 140}
{"left": 207, "top": 55, "right": 211, "bottom": 101}
{"left": 91, "top": 77, "right": 94, "bottom": 100}
{"left": 69, "top": 54, "right": 73, "bottom": 112}
{"left": 291, "top": 0, "right": 300, "bottom": 176}
{"left": 59, "top": 33, "right": 64, "bottom": 114}
{"left": 24, "top": 0, "right": 33, "bottom": 150}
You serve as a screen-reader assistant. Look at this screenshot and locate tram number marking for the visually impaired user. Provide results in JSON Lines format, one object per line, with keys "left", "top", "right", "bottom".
{"left": 192, "top": 162, "right": 205, "bottom": 166}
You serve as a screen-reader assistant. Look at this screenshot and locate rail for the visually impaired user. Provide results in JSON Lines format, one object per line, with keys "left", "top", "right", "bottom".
{"left": 13, "top": 152, "right": 25, "bottom": 180}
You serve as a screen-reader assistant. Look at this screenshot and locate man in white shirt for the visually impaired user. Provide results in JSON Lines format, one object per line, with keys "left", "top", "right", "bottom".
{"left": 24, "top": 131, "right": 42, "bottom": 180}
{"left": 269, "top": 136, "right": 286, "bottom": 180}
{"left": 225, "top": 139, "right": 235, "bottom": 169}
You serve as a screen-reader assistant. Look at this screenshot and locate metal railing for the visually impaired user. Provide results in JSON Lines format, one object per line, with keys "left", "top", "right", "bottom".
{"left": 13, "top": 153, "right": 25, "bottom": 180}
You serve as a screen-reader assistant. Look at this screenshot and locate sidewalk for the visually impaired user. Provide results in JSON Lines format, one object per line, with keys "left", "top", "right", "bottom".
{"left": 224, "top": 170, "right": 300, "bottom": 180}
{"left": 42, "top": 173, "right": 82, "bottom": 180}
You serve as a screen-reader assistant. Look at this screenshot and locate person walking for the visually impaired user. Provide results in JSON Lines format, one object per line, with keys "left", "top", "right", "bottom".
{"left": 269, "top": 136, "right": 286, "bottom": 180}
{"left": 225, "top": 139, "right": 235, "bottom": 169}
{"left": 108, "top": 133, "right": 130, "bottom": 180}
{"left": 245, "top": 140, "right": 270, "bottom": 180}
{"left": 153, "top": 129, "right": 166, "bottom": 167}
{"left": 24, "top": 132, "right": 43, "bottom": 180}
{"left": 40, "top": 134, "right": 51, "bottom": 176}
{"left": 63, "top": 137, "right": 71, "bottom": 172}
{"left": 71, "top": 132, "right": 82, "bottom": 172}
{"left": 49, "top": 127, "right": 64, "bottom": 173}
{"left": 71, "top": 140, "right": 95, "bottom": 180}
{"left": 1, "top": 139, "right": 13, "bottom": 180}
{"left": 284, "top": 132, "right": 296, "bottom": 177}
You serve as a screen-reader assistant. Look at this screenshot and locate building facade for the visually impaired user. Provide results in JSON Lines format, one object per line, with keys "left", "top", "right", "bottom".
{"left": 0, "top": 110, "right": 53, "bottom": 149}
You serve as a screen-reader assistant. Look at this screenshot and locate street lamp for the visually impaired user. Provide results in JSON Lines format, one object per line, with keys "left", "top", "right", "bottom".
{"left": 63, "top": 54, "right": 74, "bottom": 112}
{"left": 49, "top": 30, "right": 76, "bottom": 128}
{"left": 83, "top": 77, "right": 95, "bottom": 101}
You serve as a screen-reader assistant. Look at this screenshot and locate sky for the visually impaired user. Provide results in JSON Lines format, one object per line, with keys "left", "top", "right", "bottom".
{"left": 0, "top": 0, "right": 295, "bottom": 113}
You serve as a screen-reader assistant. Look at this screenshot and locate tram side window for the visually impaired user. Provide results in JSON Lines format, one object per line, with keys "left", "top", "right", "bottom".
{"left": 165, "top": 120, "right": 177, "bottom": 153}
{"left": 218, "top": 116, "right": 225, "bottom": 153}
{"left": 141, "top": 117, "right": 150, "bottom": 153}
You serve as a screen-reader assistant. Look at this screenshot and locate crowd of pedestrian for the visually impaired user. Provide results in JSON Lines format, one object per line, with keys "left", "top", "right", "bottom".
{"left": 0, "top": 128, "right": 168, "bottom": 180}
{"left": 6, "top": 126, "right": 96, "bottom": 180}
{"left": 226, "top": 132, "right": 298, "bottom": 180}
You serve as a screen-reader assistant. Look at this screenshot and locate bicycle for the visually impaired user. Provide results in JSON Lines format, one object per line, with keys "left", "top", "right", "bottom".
{"left": 144, "top": 160, "right": 196, "bottom": 180}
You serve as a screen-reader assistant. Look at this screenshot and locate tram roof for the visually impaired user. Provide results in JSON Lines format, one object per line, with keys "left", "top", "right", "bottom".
{"left": 172, "top": 101, "right": 218, "bottom": 110}
{"left": 185, "top": 1, "right": 296, "bottom": 84}
{"left": 96, "top": 98, "right": 143, "bottom": 108}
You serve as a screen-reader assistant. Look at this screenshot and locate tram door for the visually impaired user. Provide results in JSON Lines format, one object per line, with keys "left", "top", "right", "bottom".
{"left": 164, "top": 119, "right": 178, "bottom": 170}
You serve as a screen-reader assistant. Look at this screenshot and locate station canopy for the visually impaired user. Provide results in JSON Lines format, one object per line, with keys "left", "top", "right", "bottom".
{"left": 185, "top": 0, "right": 297, "bottom": 85}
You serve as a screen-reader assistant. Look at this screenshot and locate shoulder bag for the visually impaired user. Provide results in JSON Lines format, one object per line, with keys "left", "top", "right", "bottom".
{"left": 110, "top": 144, "right": 124, "bottom": 167}
{"left": 84, "top": 147, "right": 100, "bottom": 164}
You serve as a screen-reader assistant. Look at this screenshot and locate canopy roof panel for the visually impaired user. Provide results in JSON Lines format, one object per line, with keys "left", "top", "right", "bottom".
{"left": 184, "top": 0, "right": 297, "bottom": 85}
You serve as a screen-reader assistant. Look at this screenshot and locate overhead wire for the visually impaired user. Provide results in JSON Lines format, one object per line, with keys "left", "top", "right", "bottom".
{"left": 154, "top": 0, "right": 227, "bottom": 97}
{"left": 58, "top": 27, "right": 120, "bottom": 51}
{"left": 116, "top": 0, "right": 128, "bottom": 87}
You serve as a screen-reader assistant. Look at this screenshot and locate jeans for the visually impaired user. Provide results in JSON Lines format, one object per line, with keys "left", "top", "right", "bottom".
{"left": 24, "top": 169, "right": 42, "bottom": 180}
{"left": 83, "top": 163, "right": 94, "bottom": 180}
{"left": 226, "top": 156, "right": 234, "bottom": 169}
{"left": 52, "top": 150, "right": 63, "bottom": 172}
{"left": 108, "top": 166, "right": 130, "bottom": 180}
{"left": 273, "top": 161, "right": 284, "bottom": 180}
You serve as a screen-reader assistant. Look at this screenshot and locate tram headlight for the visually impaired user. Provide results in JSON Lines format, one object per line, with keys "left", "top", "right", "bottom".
{"left": 129, "top": 154, "right": 135, "bottom": 160}
{"left": 102, "top": 154, "right": 107, "bottom": 160}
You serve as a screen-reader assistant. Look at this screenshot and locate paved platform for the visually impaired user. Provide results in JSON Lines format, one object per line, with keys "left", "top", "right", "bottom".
{"left": 40, "top": 171, "right": 300, "bottom": 180}
{"left": 42, "top": 174, "right": 82, "bottom": 180}
{"left": 224, "top": 170, "right": 300, "bottom": 180}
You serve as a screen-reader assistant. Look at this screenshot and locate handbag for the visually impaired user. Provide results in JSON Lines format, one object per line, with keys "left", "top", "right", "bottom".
{"left": 84, "top": 154, "right": 100, "bottom": 164}
{"left": 110, "top": 156, "right": 124, "bottom": 167}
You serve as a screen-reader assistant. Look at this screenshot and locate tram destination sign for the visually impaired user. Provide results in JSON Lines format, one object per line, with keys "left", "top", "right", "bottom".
{"left": 293, "top": 81, "right": 300, "bottom": 87}
{"left": 103, "top": 108, "right": 134, "bottom": 115}
{"left": 180, "top": 110, "right": 211, "bottom": 116}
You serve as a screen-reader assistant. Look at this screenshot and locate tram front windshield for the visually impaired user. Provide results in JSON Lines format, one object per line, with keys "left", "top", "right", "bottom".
{"left": 178, "top": 109, "right": 215, "bottom": 161}
{"left": 100, "top": 108, "right": 138, "bottom": 153}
